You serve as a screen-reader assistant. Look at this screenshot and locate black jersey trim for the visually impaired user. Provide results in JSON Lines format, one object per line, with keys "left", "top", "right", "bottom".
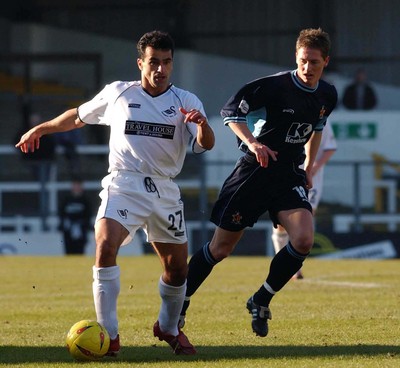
{"left": 140, "top": 83, "right": 173, "bottom": 98}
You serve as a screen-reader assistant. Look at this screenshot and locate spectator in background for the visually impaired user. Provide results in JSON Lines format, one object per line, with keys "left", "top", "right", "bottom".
{"left": 54, "top": 129, "right": 83, "bottom": 178}
{"left": 342, "top": 68, "right": 377, "bottom": 110}
{"left": 59, "top": 177, "right": 92, "bottom": 255}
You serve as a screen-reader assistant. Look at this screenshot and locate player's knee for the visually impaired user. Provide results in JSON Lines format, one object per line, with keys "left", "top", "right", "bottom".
{"left": 290, "top": 234, "right": 314, "bottom": 254}
{"left": 164, "top": 264, "right": 188, "bottom": 286}
{"left": 209, "top": 242, "right": 233, "bottom": 261}
{"left": 95, "top": 240, "right": 119, "bottom": 267}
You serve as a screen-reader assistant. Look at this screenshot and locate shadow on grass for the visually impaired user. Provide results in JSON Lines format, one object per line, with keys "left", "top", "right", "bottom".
{"left": 0, "top": 344, "right": 399, "bottom": 363}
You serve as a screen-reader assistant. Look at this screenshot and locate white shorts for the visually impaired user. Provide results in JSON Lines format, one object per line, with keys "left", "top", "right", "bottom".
{"left": 96, "top": 170, "right": 187, "bottom": 245}
{"left": 308, "top": 169, "right": 323, "bottom": 211}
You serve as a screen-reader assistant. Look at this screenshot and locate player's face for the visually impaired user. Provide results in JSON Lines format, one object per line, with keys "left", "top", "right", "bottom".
{"left": 296, "top": 47, "right": 329, "bottom": 88}
{"left": 137, "top": 46, "right": 173, "bottom": 96}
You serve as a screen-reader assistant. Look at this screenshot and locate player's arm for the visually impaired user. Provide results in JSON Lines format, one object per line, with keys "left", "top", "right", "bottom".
{"left": 195, "top": 120, "right": 215, "bottom": 150}
{"left": 227, "top": 122, "right": 277, "bottom": 168}
{"left": 304, "top": 130, "right": 322, "bottom": 188}
{"left": 312, "top": 148, "right": 336, "bottom": 176}
{"left": 15, "top": 108, "right": 84, "bottom": 153}
{"left": 179, "top": 107, "right": 215, "bottom": 150}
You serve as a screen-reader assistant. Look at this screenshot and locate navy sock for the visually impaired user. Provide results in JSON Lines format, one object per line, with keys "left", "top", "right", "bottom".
{"left": 253, "top": 242, "right": 308, "bottom": 306}
{"left": 180, "top": 242, "right": 218, "bottom": 315}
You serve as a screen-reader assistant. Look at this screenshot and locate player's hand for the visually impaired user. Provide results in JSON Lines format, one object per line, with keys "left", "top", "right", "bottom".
{"left": 305, "top": 169, "right": 313, "bottom": 189}
{"left": 248, "top": 141, "right": 278, "bottom": 168}
{"left": 15, "top": 130, "right": 41, "bottom": 153}
{"left": 310, "top": 162, "right": 320, "bottom": 177}
{"left": 179, "top": 107, "right": 207, "bottom": 126}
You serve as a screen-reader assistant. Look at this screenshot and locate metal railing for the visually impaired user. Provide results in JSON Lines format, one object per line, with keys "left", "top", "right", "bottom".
{"left": 1, "top": 145, "right": 399, "bottom": 234}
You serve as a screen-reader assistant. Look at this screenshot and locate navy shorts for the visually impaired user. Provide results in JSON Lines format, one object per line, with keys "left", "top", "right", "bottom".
{"left": 210, "top": 154, "right": 312, "bottom": 231}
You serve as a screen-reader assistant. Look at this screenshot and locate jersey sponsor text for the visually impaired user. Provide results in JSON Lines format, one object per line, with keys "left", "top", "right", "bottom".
{"left": 125, "top": 121, "right": 175, "bottom": 139}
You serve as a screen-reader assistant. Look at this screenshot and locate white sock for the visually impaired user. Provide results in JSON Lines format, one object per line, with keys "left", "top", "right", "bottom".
{"left": 92, "top": 265, "right": 120, "bottom": 340}
{"left": 157, "top": 277, "right": 186, "bottom": 336}
{"left": 271, "top": 227, "right": 289, "bottom": 254}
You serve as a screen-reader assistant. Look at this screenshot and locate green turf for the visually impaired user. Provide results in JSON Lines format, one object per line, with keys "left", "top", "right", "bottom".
{"left": 0, "top": 255, "right": 399, "bottom": 367}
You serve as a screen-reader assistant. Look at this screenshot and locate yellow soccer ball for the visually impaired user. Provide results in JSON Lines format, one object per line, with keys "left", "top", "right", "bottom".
{"left": 66, "top": 320, "right": 110, "bottom": 361}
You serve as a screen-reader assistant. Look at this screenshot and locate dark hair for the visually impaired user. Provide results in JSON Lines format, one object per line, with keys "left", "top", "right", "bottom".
{"left": 296, "top": 28, "right": 331, "bottom": 59}
{"left": 137, "top": 30, "right": 175, "bottom": 59}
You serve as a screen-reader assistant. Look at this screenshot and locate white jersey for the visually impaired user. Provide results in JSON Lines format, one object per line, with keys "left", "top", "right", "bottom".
{"left": 313, "top": 119, "right": 337, "bottom": 184}
{"left": 78, "top": 81, "right": 206, "bottom": 178}
{"left": 309, "top": 120, "right": 337, "bottom": 209}
{"left": 316, "top": 120, "right": 337, "bottom": 164}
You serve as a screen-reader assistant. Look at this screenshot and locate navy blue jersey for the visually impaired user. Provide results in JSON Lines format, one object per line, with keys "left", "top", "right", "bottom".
{"left": 220, "top": 70, "right": 338, "bottom": 163}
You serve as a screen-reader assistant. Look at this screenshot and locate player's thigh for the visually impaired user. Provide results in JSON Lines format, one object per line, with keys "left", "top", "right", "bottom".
{"left": 94, "top": 218, "right": 129, "bottom": 266}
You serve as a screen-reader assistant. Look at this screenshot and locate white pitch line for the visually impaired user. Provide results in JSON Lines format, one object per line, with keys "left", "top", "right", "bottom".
{"left": 302, "top": 279, "right": 382, "bottom": 288}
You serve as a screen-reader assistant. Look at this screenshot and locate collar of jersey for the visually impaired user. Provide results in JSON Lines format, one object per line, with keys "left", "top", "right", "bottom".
{"left": 291, "top": 70, "right": 319, "bottom": 92}
{"left": 141, "top": 83, "right": 173, "bottom": 97}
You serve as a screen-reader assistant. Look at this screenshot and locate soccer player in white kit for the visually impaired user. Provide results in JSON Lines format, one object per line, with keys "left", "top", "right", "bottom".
{"left": 271, "top": 119, "right": 337, "bottom": 279}
{"left": 15, "top": 30, "right": 215, "bottom": 356}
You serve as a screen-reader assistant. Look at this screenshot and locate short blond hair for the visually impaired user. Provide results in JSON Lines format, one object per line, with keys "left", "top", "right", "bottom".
{"left": 296, "top": 28, "right": 331, "bottom": 59}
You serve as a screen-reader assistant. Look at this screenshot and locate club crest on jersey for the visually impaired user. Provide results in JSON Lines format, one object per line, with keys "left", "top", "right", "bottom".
{"left": 161, "top": 106, "right": 177, "bottom": 117}
{"left": 231, "top": 211, "right": 242, "bottom": 225}
{"left": 319, "top": 105, "right": 326, "bottom": 119}
{"left": 117, "top": 209, "right": 128, "bottom": 219}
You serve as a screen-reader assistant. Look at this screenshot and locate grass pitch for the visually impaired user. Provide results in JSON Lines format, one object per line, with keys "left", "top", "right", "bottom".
{"left": 0, "top": 255, "right": 399, "bottom": 367}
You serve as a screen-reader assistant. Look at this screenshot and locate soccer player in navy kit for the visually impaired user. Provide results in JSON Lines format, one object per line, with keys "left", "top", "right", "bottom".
{"left": 179, "top": 28, "right": 338, "bottom": 338}
{"left": 16, "top": 30, "right": 215, "bottom": 355}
